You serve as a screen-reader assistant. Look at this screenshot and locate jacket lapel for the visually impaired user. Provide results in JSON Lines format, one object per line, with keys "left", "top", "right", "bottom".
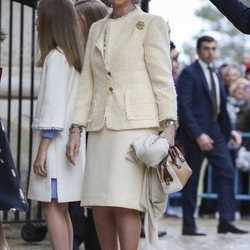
{"left": 194, "top": 60, "right": 212, "bottom": 100}
{"left": 95, "top": 17, "right": 109, "bottom": 64}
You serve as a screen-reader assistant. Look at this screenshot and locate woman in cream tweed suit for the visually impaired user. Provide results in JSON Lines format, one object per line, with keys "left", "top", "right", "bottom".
{"left": 66, "top": 0, "right": 177, "bottom": 249}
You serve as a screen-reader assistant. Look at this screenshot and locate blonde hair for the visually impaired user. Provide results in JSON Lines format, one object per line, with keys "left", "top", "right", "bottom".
{"left": 75, "top": 0, "right": 107, "bottom": 42}
{"left": 37, "top": 0, "right": 83, "bottom": 73}
{"left": 229, "top": 78, "right": 250, "bottom": 95}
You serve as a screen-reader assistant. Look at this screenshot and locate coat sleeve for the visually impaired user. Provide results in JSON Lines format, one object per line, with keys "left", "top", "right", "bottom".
{"left": 144, "top": 16, "right": 177, "bottom": 122}
{"left": 72, "top": 25, "right": 95, "bottom": 126}
{"left": 177, "top": 68, "right": 204, "bottom": 140}
{"left": 33, "top": 51, "right": 70, "bottom": 130}
{"left": 210, "top": 0, "right": 250, "bottom": 34}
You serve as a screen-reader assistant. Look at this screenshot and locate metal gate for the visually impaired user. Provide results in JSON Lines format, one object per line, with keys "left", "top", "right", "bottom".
{"left": 0, "top": 0, "right": 44, "bottom": 226}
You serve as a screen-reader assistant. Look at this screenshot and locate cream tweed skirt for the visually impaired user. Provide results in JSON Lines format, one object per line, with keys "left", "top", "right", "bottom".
{"left": 81, "top": 127, "right": 157, "bottom": 211}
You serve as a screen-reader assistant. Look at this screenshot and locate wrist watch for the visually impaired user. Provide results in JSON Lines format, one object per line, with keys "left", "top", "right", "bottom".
{"left": 164, "top": 119, "right": 179, "bottom": 129}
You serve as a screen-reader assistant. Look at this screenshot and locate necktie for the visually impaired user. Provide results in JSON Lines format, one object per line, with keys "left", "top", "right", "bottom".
{"left": 208, "top": 66, "right": 218, "bottom": 120}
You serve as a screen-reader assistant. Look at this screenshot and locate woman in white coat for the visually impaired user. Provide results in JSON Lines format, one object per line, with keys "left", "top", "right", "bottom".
{"left": 27, "top": 1, "right": 85, "bottom": 249}
{"left": 66, "top": 0, "right": 178, "bottom": 249}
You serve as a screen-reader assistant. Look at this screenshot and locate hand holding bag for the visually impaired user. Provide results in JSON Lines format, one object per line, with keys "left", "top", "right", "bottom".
{"left": 157, "top": 146, "right": 192, "bottom": 194}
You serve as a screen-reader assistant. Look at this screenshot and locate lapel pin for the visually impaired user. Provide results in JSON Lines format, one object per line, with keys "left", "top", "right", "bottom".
{"left": 136, "top": 21, "right": 145, "bottom": 30}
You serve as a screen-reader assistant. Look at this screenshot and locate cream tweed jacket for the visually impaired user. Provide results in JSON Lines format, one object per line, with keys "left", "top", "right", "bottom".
{"left": 73, "top": 6, "right": 177, "bottom": 131}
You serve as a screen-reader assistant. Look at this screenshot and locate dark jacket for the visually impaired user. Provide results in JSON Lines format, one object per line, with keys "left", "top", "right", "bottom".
{"left": 210, "top": 0, "right": 250, "bottom": 34}
{"left": 177, "top": 60, "right": 231, "bottom": 145}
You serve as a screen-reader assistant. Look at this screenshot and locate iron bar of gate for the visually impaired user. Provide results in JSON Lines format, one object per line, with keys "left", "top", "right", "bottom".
{"left": 3, "top": 0, "right": 14, "bottom": 223}
{"left": 26, "top": 7, "right": 44, "bottom": 222}
{"left": 7, "top": 0, "right": 13, "bottom": 139}
{"left": 14, "top": 2, "right": 25, "bottom": 222}
{"left": 26, "top": 6, "right": 36, "bottom": 222}
{"left": 0, "top": 0, "right": 2, "bottom": 60}
{"left": 12, "top": 0, "right": 36, "bottom": 8}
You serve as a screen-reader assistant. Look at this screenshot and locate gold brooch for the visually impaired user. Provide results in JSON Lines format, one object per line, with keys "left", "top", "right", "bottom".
{"left": 136, "top": 21, "right": 145, "bottom": 30}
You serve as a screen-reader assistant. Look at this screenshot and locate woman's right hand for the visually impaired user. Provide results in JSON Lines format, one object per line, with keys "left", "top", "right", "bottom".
{"left": 66, "top": 131, "right": 81, "bottom": 165}
{"left": 33, "top": 137, "right": 51, "bottom": 177}
{"left": 33, "top": 151, "right": 47, "bottom": 177}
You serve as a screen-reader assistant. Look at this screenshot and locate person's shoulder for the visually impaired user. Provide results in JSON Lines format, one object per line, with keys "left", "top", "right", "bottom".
{"left": 188, "top": 61, "right": 200, "bottom": 70}
{"left": 91, "top": 15, "right": 108, "bottom": 29}
{"left": 180, "top": 62, "right": 198, "bottom": 76}
{"left": 136, "top": 11, "right": 166, "bottom": 24}
{"left": 47, "top": 48, "right": 65, "bottom": 60}
{"left": 88, "top": 16, "right": 108, "bottom": 36}
{"left": 134, "top": 12, "right": 169, "bottom": 34}
{"left": 45, "top": 48, "right": 67, "bottom": 66}
{"left": 183, "top": 62, "right": 196, "bottom": 71}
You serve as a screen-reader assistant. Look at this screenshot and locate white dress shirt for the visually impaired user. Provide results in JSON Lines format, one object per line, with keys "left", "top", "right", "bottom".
{"left": 198, "top": 59, "right": 221, "bottom": 114}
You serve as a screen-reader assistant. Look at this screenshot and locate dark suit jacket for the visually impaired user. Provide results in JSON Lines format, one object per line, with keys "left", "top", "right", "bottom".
{"left": 177, "top": 60, "right": 231, "bottom": 145}
{"left": 210, "top": 0, "right": 250, "bottom": 34}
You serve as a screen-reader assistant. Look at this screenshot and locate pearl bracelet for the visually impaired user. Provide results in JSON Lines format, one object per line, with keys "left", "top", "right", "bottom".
{"left": 164, "top": 119, "right": 179, "bottom": 129}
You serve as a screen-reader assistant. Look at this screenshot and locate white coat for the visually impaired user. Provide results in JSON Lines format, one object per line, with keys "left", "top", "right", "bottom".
{"left": 28, "top": 49, "right": 85, "bottom": 202}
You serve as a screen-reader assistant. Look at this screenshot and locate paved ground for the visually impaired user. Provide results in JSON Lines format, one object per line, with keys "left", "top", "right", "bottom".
{"left": 4, "top": 216, "right": 250, "bottom": 250}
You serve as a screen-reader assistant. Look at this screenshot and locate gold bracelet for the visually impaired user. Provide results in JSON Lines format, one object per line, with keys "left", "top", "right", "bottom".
{"left": 69, "top": 124, "right": 85, "bottom": 134}
{"left": 164, "top": 119, "right": 179, "bottom": 129}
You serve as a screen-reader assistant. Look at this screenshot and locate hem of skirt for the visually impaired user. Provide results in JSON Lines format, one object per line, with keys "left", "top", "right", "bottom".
{"left": 80, "top": 196, "right": 145, "bottom": 212}
{"left": 28, "top": 193, "right": 81, "bottom": 203}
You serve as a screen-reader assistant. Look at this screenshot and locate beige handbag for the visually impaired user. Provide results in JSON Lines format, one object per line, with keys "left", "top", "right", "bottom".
{"left": 157, "top": 146, "right": 192, "bottom": 194}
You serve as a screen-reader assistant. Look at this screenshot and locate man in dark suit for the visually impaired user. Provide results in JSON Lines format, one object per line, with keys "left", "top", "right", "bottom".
{"left": 177, "top": 36, "right": 248, "bottom": 236}
{"left": 210, "top": 0, "right": 250, "bottom": 34}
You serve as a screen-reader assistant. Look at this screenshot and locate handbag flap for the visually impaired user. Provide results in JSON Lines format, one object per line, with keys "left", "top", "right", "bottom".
{"left": 157, "top": 146, "right": 193, "bottom": 193}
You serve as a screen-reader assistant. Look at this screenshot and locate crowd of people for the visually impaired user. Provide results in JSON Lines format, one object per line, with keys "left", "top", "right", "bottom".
{"left": 0, "top": 0, "right": 250, "bottom": 250}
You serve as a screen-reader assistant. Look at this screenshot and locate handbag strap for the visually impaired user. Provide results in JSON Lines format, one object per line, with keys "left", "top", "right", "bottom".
{"left": 169, "top": 146, "right": 186, "bottom": 166}
{"left": 157, "top": 146, "right": 186, "bottom": 183}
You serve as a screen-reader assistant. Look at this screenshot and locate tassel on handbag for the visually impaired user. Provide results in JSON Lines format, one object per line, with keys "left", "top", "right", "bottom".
{"left": 157, "top": 146, "right": 192, "bottom": 194}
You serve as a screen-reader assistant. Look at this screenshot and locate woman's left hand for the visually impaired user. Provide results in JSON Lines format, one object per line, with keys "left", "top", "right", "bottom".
{"left": 159, "top": 125, "right": 176, "bottom": 147}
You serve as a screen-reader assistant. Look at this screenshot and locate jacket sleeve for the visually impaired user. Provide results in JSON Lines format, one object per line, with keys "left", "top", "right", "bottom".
{"left": 33, "top": 51, "right": 70, "bottom": 130}
{"left": 210, "top": 0, "right": 250, "bottom": 34}
{"left": 177, "top": 68, "right": 203, "bottom": 140}
{"left": 144, "top": 16, "right": 177, "bottom": 122}
{"left": 72, "top": 25, "right": 95, "bottom": 126}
